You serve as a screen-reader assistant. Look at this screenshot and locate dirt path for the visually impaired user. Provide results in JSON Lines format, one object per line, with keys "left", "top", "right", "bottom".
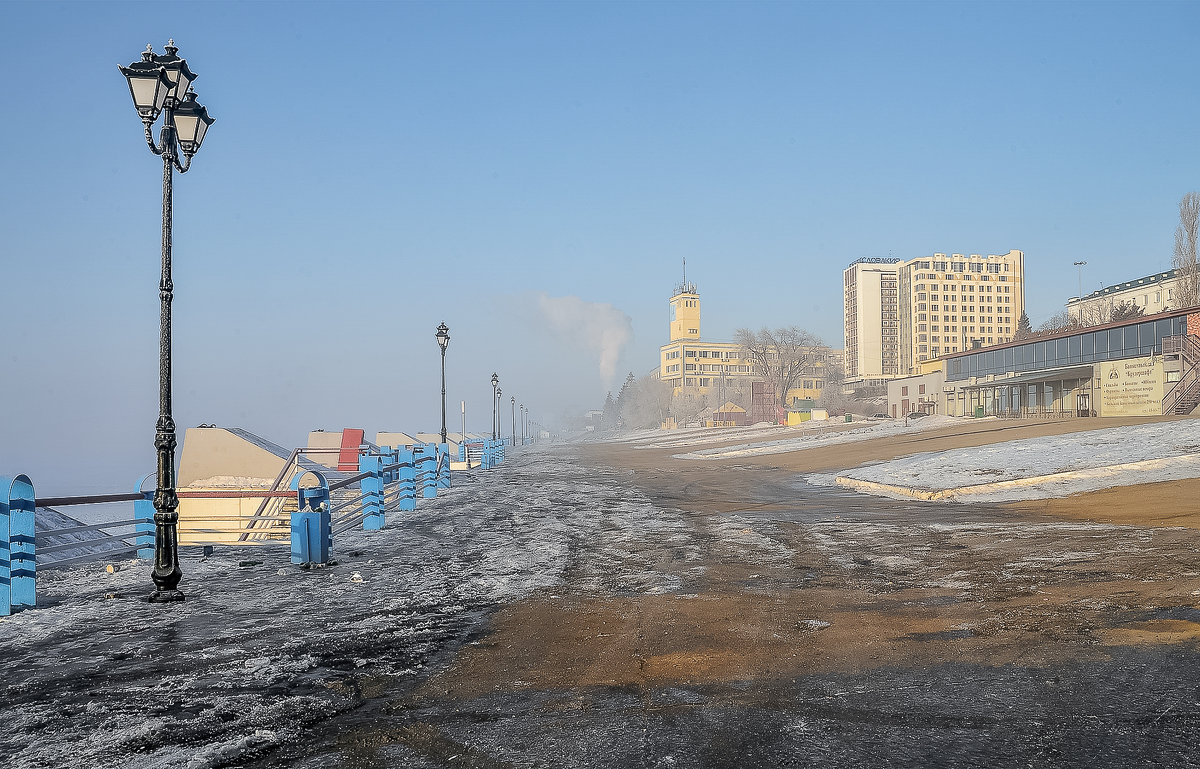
{"left": 284, "top": 420, "right": 1200, "bottom": 767}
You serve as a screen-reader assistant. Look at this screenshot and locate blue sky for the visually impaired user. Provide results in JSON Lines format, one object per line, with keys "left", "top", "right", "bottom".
{"left": 3, "top": 1, "right": 1199, "bottom": 492}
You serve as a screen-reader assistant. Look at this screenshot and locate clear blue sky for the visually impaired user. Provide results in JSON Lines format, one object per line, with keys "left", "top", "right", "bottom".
{"left": 3, "top": 1, "right": 1199, "bottom": 493}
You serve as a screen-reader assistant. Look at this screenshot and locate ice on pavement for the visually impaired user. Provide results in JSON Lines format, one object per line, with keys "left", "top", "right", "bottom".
{"left": 805, "top": 419, "right": 1200, "bottom": 502}
{"left": 0, "top": 445, "right": 698, "bottom": 769}
{"left": 660, "top": 415, "right": 961, "bottom": 459}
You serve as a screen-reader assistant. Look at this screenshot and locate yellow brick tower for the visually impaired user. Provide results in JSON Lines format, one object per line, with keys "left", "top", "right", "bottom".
{"left": 670, "top": 259, "right": 700, "bottom": 342}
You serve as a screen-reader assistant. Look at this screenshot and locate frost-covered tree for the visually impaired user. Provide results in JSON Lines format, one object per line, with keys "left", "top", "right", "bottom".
{"left": 1014, "top": 311, "right": 1033, "bottom": 340}
{"left": 601, "top": 391, "right": 617, "bottom": 429}
{"left": 1174, "top": 192, "right": 1200, "bottom": 309}
{"left": 1110, "top": 300, "right": 1145, "bottom": 322}
{"left": 733, "top": 326, "right": 830, "bottom": 408}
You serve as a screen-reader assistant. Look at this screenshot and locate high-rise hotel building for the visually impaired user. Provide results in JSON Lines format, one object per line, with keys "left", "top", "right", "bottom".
{"left": 844, "top": 249, "right": 1025, "bottom": 382}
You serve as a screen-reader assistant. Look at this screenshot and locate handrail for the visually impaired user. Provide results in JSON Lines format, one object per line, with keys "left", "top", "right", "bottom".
{"left": 35, "top": 492, "right": 143, "bottom": 507}
{"left": 1164, "top": 363, "right": 1200, "bottom": 414}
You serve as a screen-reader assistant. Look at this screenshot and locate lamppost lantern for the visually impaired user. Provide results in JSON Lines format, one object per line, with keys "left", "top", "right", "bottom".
{"left": 435, "top": 322, "right": 450, "bottom": 352}
{"left": 491, "top": 372, "right": 498, "bottom": 389}
{"left": 118, "top": 39, "right": 215, "bottom": 603}
{"left": 154, "top": 39, "right": 196, "bottom": 104}
{"left": 118, "top": 47, "right": 174, "bottom": 123}
{"left": 171, "top": 90, "right": 214, "bottom": 156}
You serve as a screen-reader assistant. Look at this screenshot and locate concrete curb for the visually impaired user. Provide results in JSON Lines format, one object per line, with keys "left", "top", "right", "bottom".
{"left": 834, "top": 452, "right": 1200, "bottom": 501}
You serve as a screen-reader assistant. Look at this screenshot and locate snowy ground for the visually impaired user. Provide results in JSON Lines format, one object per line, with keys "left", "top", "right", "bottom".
{"left": 660, "top": 415, "right": 961, "bottom": 459}
{"left": 5, "top": 441, "right": 1200, "bottom": 766}
{"left": 604, "top": 415, "right": 959, "bottom": 457}
{"left": 0, "top": 446, "right": 694, "bottom": 769}
{"left": 807, "top": 419, "right": 1200, "bottom": 503}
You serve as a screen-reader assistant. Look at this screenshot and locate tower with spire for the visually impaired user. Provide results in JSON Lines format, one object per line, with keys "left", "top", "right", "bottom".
{"left": 669, "top": 258, "right": 700, "bottom": 342}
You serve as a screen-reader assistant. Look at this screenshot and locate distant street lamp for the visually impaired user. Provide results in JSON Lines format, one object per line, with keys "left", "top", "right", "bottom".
{"left": 496, "top": 387, "right": 503, "bottom": 441}
{"left": 1074, "top": 261, "right": 1087, "bottom": 304}
{"left": 435, "top": 322, "right": 450, "bottom": 443}
{"left": 519, "top": 404, "right": 524, "bottom": 444}
{"left": 490, "top": 373, "right": 499, "bottom": 440}
{"left": 119, "top": 40, "right": 214, "bottom": 603}
{"left": 511, "top": 396, "right": 516, "bottom": 447}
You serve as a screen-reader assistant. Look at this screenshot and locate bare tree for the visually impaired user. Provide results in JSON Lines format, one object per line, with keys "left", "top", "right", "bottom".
{"left": 1036, "top": 310, "right": 1081, "bottom": 336}
{"left": 1174, "top": 192, "right": 1200, "bottom": 309}
{"left": 734, "top": 326, "right": 831, "bottom": 409}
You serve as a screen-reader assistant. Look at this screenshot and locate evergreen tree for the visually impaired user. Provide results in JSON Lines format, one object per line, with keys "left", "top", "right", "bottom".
{"left": 1110, "top": 301, "right": 1145, "bottom": 322}
{"left": 601, "top": 391, "right": 617, "bottom": 428}
{"left": 615, "top": 372, "right": 635, "bottom": 415}
{"left": 1015, "top": 311, "right": 1033, "bottom": 340}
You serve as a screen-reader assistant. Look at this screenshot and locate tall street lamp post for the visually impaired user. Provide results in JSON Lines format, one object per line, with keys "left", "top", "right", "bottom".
{"left": 119, "top": 40, "right": 215, "bottom": 603}
{"left": 1073, "top": 261, "right": 1088, "bottom": 319}
{"left": 435, "top": 323, "right": 450, "bottom": 443}
{"left": 519, "top": 404, "right": 524, "bottom": 444}
{"left": 490, "top": 373, "right": 499, "bottom": 440}
{"left": 496, "top": 387, "right": 502, "bottom": 441}
{"left": 511, "top": 396, "right": 516, "bottom": 447}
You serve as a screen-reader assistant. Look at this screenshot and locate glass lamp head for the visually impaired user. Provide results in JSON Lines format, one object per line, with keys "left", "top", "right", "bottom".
{"left": 119, "top": 45, "right": 174, "bottom": 123}
{"left": 171, "top": 90, "right": 214, "bottom": 156}
{"left": 436, "top": 322, "right": 450, "bottom": 351}
{"left": 152, "top": 39, "right": 197, "bottom": 105}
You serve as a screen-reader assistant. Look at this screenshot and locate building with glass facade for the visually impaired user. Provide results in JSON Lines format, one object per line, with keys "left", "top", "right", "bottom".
{"left": 887, "top": 306, "right": 1198, "bottom": 418}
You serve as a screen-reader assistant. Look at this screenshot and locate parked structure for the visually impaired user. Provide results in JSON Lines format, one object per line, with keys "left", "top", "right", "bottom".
{"left": 845, "top": 250, "right": 1026, "bottom": 385}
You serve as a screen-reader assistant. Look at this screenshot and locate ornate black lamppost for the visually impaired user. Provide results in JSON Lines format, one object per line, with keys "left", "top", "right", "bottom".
{"left": 496, "top": 387, "right": 503, "bottom": 441}
{"left": 519, "top": 404, "right": 524, "bottom": 444}
{"left": 490, "top": 373, "right": 499, "bottom": 440}
{"left": 435, "top": 323, "right": 450, "bottom": 443}
{"left": 511, "top": 396, "right": 516, "bottom": 447}
{"left": 119, "top": 40, "right": 215, "bottom": 603}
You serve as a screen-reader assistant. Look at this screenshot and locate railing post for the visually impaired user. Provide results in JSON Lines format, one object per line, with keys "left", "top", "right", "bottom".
{"left": 134, "top": 479, "right": 155, "bottom": 559}
{"left": 417, "top": 444, "right": 437, "bottom": 499}
{"left": 398, "top": 447, "right": 416, "bottom": 511}
{"left": 291, "top": 476, "right": 331, "bottom": 565}
{"left": 0, "top": 478, "right": 11, "bottom": 616}
{"left": 1, "top": 475, "right": 36, "bottom": 613}
{"left": 359, "top": 454, "right": 385, "bottom": 530}
{"left": 437, "top": 443, "right": 451, "bottom": 490}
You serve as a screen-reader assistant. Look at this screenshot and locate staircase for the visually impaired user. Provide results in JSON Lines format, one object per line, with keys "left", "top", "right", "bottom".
{"left": 1163, "top": 335, "right": 1200, "bottom": 415}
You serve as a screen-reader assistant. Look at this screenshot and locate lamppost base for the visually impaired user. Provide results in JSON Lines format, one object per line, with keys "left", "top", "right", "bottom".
{"left": 148, "top": 588, "right": 185, "bottom": 603}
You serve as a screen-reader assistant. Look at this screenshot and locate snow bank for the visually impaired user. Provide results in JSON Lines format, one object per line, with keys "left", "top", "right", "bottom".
{"left": 672, "top": 415, "right": 963, "bottom": 460}
{"left": 807, "top": 419, "right": 1200, "bottom": 503}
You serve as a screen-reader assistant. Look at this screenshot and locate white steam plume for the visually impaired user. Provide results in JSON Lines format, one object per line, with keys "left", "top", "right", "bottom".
{"left": 535, "top": 294, "right": 633, "bottom": 388}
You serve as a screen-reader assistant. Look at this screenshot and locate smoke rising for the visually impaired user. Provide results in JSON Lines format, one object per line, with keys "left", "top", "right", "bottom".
{"left": 535, "top": 293, "right": 634, "bottom": 388}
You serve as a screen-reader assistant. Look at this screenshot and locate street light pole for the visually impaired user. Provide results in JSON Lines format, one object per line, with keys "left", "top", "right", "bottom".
{"left": 120, "top": 40, "right": 214, "bottom": 603}
{"left": 1073, "top": 260, "right": 1087, "bottom": 320}
{"left": 496, "top": 387, "right": 502, "bottom": 442}
{"left": 511, "top": 396, "right": 516, "bottom": 447}
{"left": 490, "top": 373, "right": 499, "bottom": 440}
{"left": 436, "top": 323, "right": 450, "bottom": 444}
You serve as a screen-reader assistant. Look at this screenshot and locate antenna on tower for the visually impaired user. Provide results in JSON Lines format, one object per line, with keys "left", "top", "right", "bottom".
{"left": 676, "top": 258, "right": 697, "bottom": 296}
